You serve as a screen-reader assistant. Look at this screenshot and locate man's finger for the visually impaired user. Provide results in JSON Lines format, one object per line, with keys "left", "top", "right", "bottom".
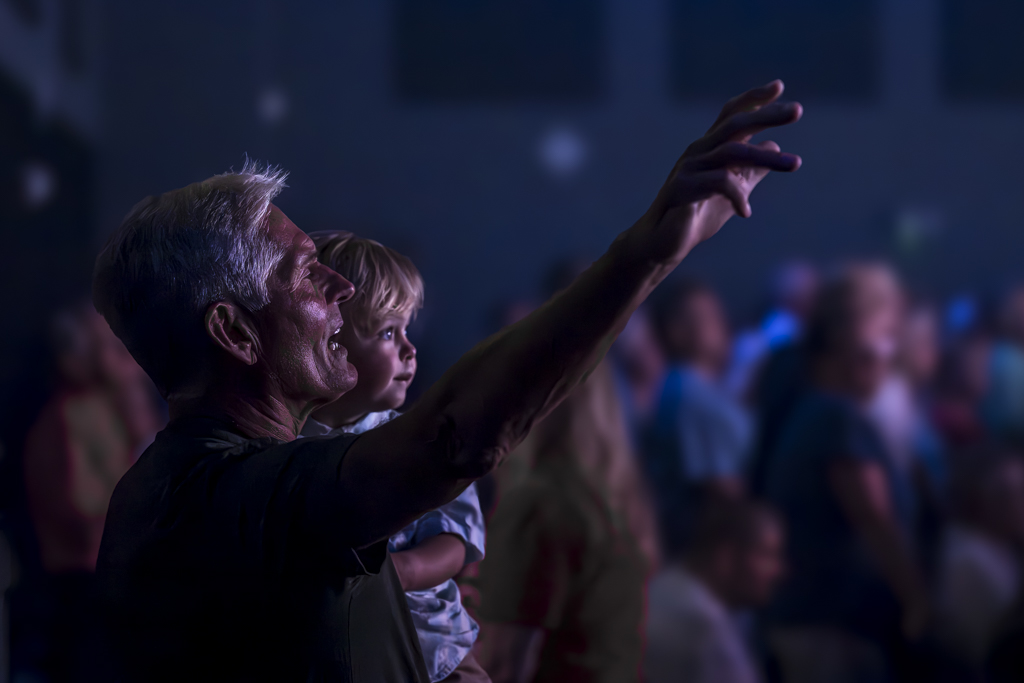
{"left": 695, "top": 101, "right": 803, "bottom": 154}
{"left": 684, "top": 140, "right": 802, "bottom": 173}
{"left": 708, "top": 79, "right": 785, "bottom": 131}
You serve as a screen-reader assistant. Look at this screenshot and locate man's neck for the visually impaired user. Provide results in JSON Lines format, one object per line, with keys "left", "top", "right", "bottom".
{"left": 170, "top": 389, "right": 305, "bottom": 442}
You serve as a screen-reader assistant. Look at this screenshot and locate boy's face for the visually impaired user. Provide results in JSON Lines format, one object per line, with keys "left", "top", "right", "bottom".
{"left": 336, "top": 306, "right": 417, "bottom": 413}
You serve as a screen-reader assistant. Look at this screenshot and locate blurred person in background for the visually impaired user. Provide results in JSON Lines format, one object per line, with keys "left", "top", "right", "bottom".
{"left": 477, "top": 360, "right": 659, "bottom": 683}
{"left": 981, "top": 285, "right": 1024, "bottom": 449}
{"left": 762, "top": 267, "right": 928, "bottom": 683}
{"left": 22, "top": 303, "right": 162, "bottom": 682}
{"left": 725, "top": 261, "right": 819, "bottom": 402}
{"left": 611, "top": 307, "right": 666, "bottom": 449}
{"left": 934, "top": 447, "right": 1024, "bottom": 673}
{"left": 892, "top": 303, "right": 949, "bottom": 573}
{"left": 932, "top": 330, "right": 992, "bottom": 449}
{"left": 644, "top": 279, "right": 752, "bottom": 556}
{"left": 645, "top": 499, "right": 785, "bottom": 683}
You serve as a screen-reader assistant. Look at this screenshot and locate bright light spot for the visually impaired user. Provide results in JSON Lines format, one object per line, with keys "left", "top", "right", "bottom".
{"left": 538, "top": 126, "right": 588, "bottom": 179}
{"left": 257, "top": 85, "right": 290, "bottom": 127}
{"left": 21, "top": 161, "right": 56, "bottom": 210}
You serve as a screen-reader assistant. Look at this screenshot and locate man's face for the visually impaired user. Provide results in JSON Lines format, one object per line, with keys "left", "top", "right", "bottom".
{"left": 253, "top": 206, "right": 357, "bottom": 408}
{"left": 334, "top": 308, "right": 418, "bottom": 413}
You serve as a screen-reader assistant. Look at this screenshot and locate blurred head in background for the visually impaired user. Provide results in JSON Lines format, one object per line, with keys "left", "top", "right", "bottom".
{"left": 804, "top": 263, "right": 903, "bottom": 403}
{"left": 684, "top": 499, "right": 786, "bottom": 608}
{"left": 898, "top": 302, "right": 941, "bottom": 391}
{"left": 772, "top": 260, "right": 820, "bottom": 322}
{"left": 655, "top": 280, "right": 731, "bottom": 377}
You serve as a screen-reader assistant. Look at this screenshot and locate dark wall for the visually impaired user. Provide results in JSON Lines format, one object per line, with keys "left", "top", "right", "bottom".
{"left": 98, "top": 0, "right": 1024, "bottom": 389}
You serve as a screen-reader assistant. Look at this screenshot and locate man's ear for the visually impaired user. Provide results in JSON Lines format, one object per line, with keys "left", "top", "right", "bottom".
{"left": 204, "top": 301, "right": 260, "bottom": 366}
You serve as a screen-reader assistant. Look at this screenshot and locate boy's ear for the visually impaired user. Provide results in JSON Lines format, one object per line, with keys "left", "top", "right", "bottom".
{"left": 204, "top": 301, "right": 260, "bottom": 365}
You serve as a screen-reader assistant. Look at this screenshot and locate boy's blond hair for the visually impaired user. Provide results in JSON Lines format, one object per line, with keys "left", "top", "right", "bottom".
{"left": 308, "top": 231, "right": 424, "bottom": 333}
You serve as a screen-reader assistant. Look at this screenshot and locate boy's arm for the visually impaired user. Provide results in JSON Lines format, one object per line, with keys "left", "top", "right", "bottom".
{"left": 338, "top": 81, "right": 802, "bottom": 547}
{"left": 390, "top": 534, "right": 467, "bottom": 592}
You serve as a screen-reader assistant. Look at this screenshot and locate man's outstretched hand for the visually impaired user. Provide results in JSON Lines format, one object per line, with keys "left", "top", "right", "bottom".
{"left": 637, "top": 80, "right": 802, "bottom": 266}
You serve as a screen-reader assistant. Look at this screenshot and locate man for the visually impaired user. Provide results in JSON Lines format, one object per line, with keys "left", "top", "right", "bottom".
{"left": 646, "top": 280, "right": 752, "bottom": 555}
{"left": 92, "top": 81, "right": 801, "bottom": 682}
{"left": 762, "top": 267, "right": 928, "bottom": 683}
{"left": 645, "top": 500, "right": 786, "bottom": 683}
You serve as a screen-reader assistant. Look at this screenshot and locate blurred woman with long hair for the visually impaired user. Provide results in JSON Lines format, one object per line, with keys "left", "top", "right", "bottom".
{"left": 476, "top": 359, "right": 659, "bottom": 683}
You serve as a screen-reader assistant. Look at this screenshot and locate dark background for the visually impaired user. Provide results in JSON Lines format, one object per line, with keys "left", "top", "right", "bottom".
{"left": 4, "top": 0, "right": 1024, "bottom": 679}
{"left": 3, "top": 0, "right": 1024, "bottom": 447}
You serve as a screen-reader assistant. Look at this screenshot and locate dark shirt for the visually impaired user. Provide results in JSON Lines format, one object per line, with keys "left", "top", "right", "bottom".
{"left": 763, "top": 391, "right": 914, "bottom": 643}
{"left": 749, "top": 343, "right": 807, "bottom": 496}
{"left": 96, "top": 416, "right": 429, "bottom": 682}
{"left": 479, "top": 458, "right": 647, "bottom": 683}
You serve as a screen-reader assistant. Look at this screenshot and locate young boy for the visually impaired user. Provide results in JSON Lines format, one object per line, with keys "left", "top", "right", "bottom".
{"left": 300, "top": 231, "right": 488, "bottom": 683}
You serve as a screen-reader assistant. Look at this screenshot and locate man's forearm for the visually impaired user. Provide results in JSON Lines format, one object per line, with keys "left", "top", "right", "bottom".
{"left": 425, "top": 219, "right": 676, "bottom": 476}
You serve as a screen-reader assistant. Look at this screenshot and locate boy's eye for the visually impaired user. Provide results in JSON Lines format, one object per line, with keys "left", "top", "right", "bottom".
{"left": 380, "top": 328, "right": 394, "bottom": 341}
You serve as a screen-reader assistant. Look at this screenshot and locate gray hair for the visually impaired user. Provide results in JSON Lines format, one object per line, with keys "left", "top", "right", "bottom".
{"left": 93, "top": 160, "right": 289, "bottom": 393}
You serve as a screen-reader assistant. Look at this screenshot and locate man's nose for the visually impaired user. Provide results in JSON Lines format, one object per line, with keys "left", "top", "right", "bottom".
{"left": 324, "top": 269, "right": 355, "bottom": 304}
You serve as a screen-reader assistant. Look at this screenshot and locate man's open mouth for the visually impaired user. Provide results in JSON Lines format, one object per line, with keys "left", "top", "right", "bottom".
{"left": 328, "top": 327, "right": 343, "bottom": 352}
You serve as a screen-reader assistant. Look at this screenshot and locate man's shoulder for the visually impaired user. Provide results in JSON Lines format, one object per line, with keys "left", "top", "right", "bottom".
{"left": 101, "top": 421, "right": 361, "bottom": 559}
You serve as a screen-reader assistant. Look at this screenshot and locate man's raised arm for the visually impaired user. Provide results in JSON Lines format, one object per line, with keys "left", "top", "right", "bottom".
{"left": 337, "top": 81, "right": 803, "bottom": 547}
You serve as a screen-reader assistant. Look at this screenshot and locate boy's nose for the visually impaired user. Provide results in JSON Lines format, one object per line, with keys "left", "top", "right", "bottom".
{"left": 400, "top": 339, "right": 417, "bottom": 362}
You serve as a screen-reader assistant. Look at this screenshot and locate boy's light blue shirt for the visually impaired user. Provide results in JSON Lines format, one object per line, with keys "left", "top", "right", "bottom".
{"left": 301, "top": 410, "right": 485, "bottom": 682}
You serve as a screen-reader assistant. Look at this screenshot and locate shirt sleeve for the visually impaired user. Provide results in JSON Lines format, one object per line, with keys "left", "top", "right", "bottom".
{"left": 477, "top": 482, "right": 578, "bottom": 630}
{"left": 410, "top": 483, "right": 487, "bottom": 564}
{"left": 819, "top": 399, "right": 885, "bottom": 467}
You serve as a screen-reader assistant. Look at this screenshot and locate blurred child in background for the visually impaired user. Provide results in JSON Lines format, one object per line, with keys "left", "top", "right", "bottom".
{"left": 645, "top": 499, "right": 786, "bottom": 683}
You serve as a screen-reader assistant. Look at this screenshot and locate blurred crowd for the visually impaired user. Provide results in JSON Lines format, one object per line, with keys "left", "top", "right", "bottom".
{"left": 6, "top": 257, "right": 1024, "bottom": 683}
{"left": 472, "top": 259, "right": 1024, "bottom": 683}
{"left": 2, "top": 303, "right": 165, "bottom": 682}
